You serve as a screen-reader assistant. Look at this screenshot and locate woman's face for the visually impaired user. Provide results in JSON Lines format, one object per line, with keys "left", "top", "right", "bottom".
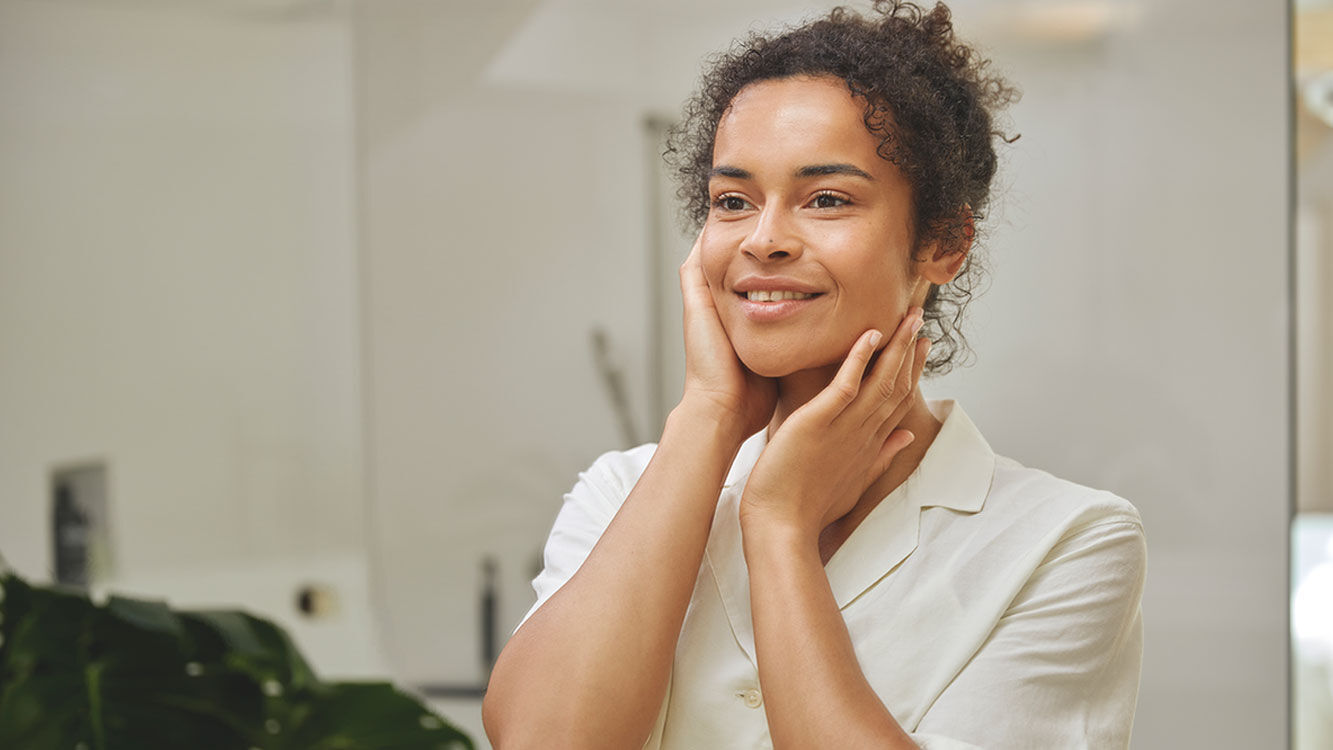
{"left": 701, "top": 75, "right": 925, "bottom": 379}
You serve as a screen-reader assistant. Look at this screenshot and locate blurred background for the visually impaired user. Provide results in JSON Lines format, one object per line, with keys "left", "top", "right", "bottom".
{"left": 1296, "top": 1, "right": 1333, "bottom": 747}
{"left": 0, "top": 0, "right": 1311, "bottom": 746}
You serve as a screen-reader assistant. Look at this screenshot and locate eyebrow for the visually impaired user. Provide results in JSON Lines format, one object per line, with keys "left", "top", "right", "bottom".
{"left": 709, "top": 166, "right": 752, "bottom": 180}
{"left": 797, "top": 163, "right": 874, "bottom": 180}
{"left": 708, "top": 163, "right": 875, "bottom": 181}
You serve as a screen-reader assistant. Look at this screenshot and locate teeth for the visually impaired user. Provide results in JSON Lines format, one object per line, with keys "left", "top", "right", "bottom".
{"left": 746, "top": 290, "right": 816, "bottom": 302}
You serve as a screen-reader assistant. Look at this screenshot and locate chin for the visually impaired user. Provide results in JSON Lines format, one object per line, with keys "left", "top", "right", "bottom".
{"left": 741, "top": 359, "right": 795, "bottom": 379}
{"left": 736, "top": 345, "right": 838, "bottom": 379}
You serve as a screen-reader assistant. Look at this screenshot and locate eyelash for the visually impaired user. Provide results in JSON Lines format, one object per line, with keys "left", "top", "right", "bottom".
{"left": 713, "top": 194, "right": 751, "bottom": 212}
{"left": 710, "top": 191, "right": 852, "bottom": 212}
{"left": 810, "top": 191, "right": 850, "bottom": 209}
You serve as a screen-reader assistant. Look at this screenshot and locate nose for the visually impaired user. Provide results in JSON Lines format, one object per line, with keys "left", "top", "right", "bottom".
{"left": 738, "top": 205, "right": 803, "bottom": 262}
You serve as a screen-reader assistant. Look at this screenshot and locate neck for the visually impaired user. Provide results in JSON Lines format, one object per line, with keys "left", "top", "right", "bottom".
{"left": 768, "top": 364, "right": 944, "bottom": 563}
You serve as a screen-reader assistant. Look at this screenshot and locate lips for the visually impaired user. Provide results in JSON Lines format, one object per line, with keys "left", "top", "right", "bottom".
{"left": 734, "top": 291, "right": 824, "bottom": 322}
{"left": 728, "top": 275, "right": 826, "bottom": 321}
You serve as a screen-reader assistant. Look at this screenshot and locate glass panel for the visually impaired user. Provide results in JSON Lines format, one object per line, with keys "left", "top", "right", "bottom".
{"left": 1296, "top": 2, "right": 1333, "bottom": 746}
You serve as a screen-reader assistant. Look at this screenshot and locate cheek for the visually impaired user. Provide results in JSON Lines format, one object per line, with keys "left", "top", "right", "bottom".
{"left": 842, "top": 260, "right": 914, "bottom": 326}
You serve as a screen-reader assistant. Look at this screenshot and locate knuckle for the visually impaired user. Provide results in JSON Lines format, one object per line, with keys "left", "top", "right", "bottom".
{"left": 876, "top": 378, "right": 897, "bottom": 401}
{"left": 892, "top": 377, "right": 910, "bottom": 398}
{"left": 874, "top": 383, "right": 905, "bottom": 407}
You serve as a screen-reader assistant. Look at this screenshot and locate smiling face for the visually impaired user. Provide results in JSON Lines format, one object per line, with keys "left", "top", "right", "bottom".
{"left": 702, "top": 75, "right": 927, "bottom": 379}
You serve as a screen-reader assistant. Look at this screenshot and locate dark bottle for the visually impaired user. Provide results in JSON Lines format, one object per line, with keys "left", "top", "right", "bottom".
{"left": 481, "top": 556, "right": 498, "bottom": 674}
{"left": 53, "top": 483, "right": 89, "bottom": 588}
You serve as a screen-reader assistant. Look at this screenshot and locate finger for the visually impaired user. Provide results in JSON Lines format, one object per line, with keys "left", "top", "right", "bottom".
{"left": 875, "top": 338, "right": 929, "bottom": 440}
{"left": 883, "top": 332, "right": 922, "bottom": 411}
{"left": 678, "top": 231, "right": 704, "bottom": 290}
{"left": 876, "top": 307, "right": 924, "bottom": 388}
{"left": 684, "top": 230, "right": 702, "bottom": 264}
{"left": 911, "top": 336, "right": 930, "bottom": 386}
{"left": 812, "top": 328, "right": 883, "bottom": 414}
{"left": 679, "top": 233, "right": 714, "bottom": 319}
{"left": 854, "top": 307, "right": 923, "bottom": 421}
{"left": 870, "top": 428, "right": 916, "bottom": 479}
{"left": 877, "top": 330, "right": 918, "bottom": 421}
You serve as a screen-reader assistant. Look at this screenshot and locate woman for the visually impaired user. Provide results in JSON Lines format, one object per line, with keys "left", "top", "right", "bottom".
{"left": 483, "top": 2, "right": 1146, "bottom": 748}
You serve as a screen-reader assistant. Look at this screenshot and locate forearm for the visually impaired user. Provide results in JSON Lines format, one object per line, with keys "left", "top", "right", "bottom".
{"left": 484, "top": 400, "right": 747, "bottom": 749}
{"left": 743, "top": 520, "right": 918, "bottom": 750}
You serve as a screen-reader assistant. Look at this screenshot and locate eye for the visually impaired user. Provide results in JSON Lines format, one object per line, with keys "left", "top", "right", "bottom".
{"left": 713, "top": 194, "right": 753, "bottom": 212}
{"left": 810, "top": 191, "right": 850, "bottom": 209}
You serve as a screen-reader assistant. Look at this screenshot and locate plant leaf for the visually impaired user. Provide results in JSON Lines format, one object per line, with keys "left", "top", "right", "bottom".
{"left": 0, "top": 572, "right": 475, "bottom": 750}
{"left": 105, "top": 595, "right": 184, "bottom": 641}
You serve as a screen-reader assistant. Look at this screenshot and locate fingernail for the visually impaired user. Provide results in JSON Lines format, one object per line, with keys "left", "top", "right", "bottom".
{"left": 868, "top": 330, "right": 883, "bottom": 348}
{"left": 911, "top": 317, "right": 924, "bottom": 336}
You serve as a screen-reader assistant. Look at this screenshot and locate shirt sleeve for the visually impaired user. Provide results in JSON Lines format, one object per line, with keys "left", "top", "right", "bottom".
{"left": 908, "top": 519, "right": 1147, "bottom": 749}
{"left": 514, "top": 448, "right": 642, "bottom": 631}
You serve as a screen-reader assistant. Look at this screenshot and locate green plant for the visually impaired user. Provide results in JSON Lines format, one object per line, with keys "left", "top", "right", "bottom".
{"left": 0, "top": 572, "right": 474, "bottom": 750}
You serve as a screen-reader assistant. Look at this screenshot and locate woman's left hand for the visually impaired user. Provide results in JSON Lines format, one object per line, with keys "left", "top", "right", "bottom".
{"left": 739, "top": 308, "right": 929, "bottom": 537}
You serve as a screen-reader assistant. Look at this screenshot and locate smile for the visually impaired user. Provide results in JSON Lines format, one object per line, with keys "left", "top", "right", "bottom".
{"left": 734, "top": 290, "right": 824, "bottom": 323}
{"left": 742, "top": 290, "right": 821, "bottom": 302}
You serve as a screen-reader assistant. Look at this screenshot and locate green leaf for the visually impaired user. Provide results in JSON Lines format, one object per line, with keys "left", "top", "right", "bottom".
{"left": 105, "top": 595, "right": 184, "bottom": 641}
{"left": 0, "top": 571, "right": 475, "bottom": 750}
{"left": 284, "top": 683, "right": 475, "bottom": 750}
{"left": 182, "top": 610, "right": 267, "bottom": 658}
{"left": 243, "top": 612, "right": 318, "bottom": 691}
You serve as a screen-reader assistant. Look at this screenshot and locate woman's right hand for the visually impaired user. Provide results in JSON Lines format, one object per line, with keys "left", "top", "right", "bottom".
{"left": 487, "top": 232, "right": 771, "bottom": 750}
{"left": 678, "top": 232, "right": 777, "bottom": 441}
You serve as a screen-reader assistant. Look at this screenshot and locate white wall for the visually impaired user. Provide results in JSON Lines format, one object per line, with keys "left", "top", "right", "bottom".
{"left": 354, "top": 1, "right": 655, "bottom": 687}
{"left": 0, "top": 0, "right": 380, "bottom": 676}
{"left": 358, "top": 2, "right": 1291, "bottom": 748}
{"left": 933, "top": 5, "right": 1290, "bottom": 746}
{"left": 0, "top": 0, "right": 1290, "bottom": 747}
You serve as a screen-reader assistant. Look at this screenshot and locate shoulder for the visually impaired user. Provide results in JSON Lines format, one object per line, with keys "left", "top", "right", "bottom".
{"left": 989, "top": 454, "right": 1141, "bottom": 527}
{"left": 561, "top": 442, "right": 659, "bottom": 520}
{"left": 523, "top": 441, "right": 661, "bottom": 624}
{"left": 579, "top": 442, "right": 658, "bottom": 495}
{"left": 923, "top": 455, "right": 1147, "bottom": 643}
{"left": 981, "top": 455, "right": 1145, "bottom": 569}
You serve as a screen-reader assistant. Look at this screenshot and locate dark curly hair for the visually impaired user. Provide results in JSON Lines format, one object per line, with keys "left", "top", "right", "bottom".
{"left": 665, "top": 0, "right": 1018, "bottom": 376}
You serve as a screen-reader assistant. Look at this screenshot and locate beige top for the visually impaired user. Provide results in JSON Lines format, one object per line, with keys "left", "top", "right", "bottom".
{"left": 522, "top": 401, "right": 1147, "bottom": 749}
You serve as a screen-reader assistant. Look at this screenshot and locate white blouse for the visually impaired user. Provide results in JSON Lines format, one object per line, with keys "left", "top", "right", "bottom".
{"left": 522, "top": 401, "right": 1147, "bottom": 749}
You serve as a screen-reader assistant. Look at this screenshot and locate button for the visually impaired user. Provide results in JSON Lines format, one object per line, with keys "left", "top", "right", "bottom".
{"left": 739, "top": 687, "right": 763, "bottom": 708}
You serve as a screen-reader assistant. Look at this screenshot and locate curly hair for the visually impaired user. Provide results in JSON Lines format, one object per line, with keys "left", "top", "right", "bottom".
{"left": 665, "top": 0, "right": 1018, "bottom": 376}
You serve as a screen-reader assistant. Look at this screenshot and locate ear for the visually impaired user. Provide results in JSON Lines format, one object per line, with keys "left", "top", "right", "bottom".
{"left": 916, "top": 211, "right": 975, "bottom": 285}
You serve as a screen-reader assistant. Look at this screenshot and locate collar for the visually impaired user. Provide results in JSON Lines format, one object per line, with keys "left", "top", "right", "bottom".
{"left": 704, "top": 400, "right": 996, "bottom": 667}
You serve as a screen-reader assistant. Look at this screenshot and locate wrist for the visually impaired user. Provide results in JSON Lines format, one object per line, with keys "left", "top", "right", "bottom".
{"left": 669, "top": 395, "right": 753, "bottom": 449}
{"left": 739, "top": 507, "right": 819, "bottom": 559}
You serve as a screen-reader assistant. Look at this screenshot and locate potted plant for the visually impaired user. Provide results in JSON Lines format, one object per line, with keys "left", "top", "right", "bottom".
{"left": 0, "top": 570, "right": 474, "bottom": 749}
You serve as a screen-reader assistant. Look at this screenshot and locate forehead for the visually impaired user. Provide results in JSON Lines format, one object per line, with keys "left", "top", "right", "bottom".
{"left": 713, "top": 75, "right": 885, "bottom": 171}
